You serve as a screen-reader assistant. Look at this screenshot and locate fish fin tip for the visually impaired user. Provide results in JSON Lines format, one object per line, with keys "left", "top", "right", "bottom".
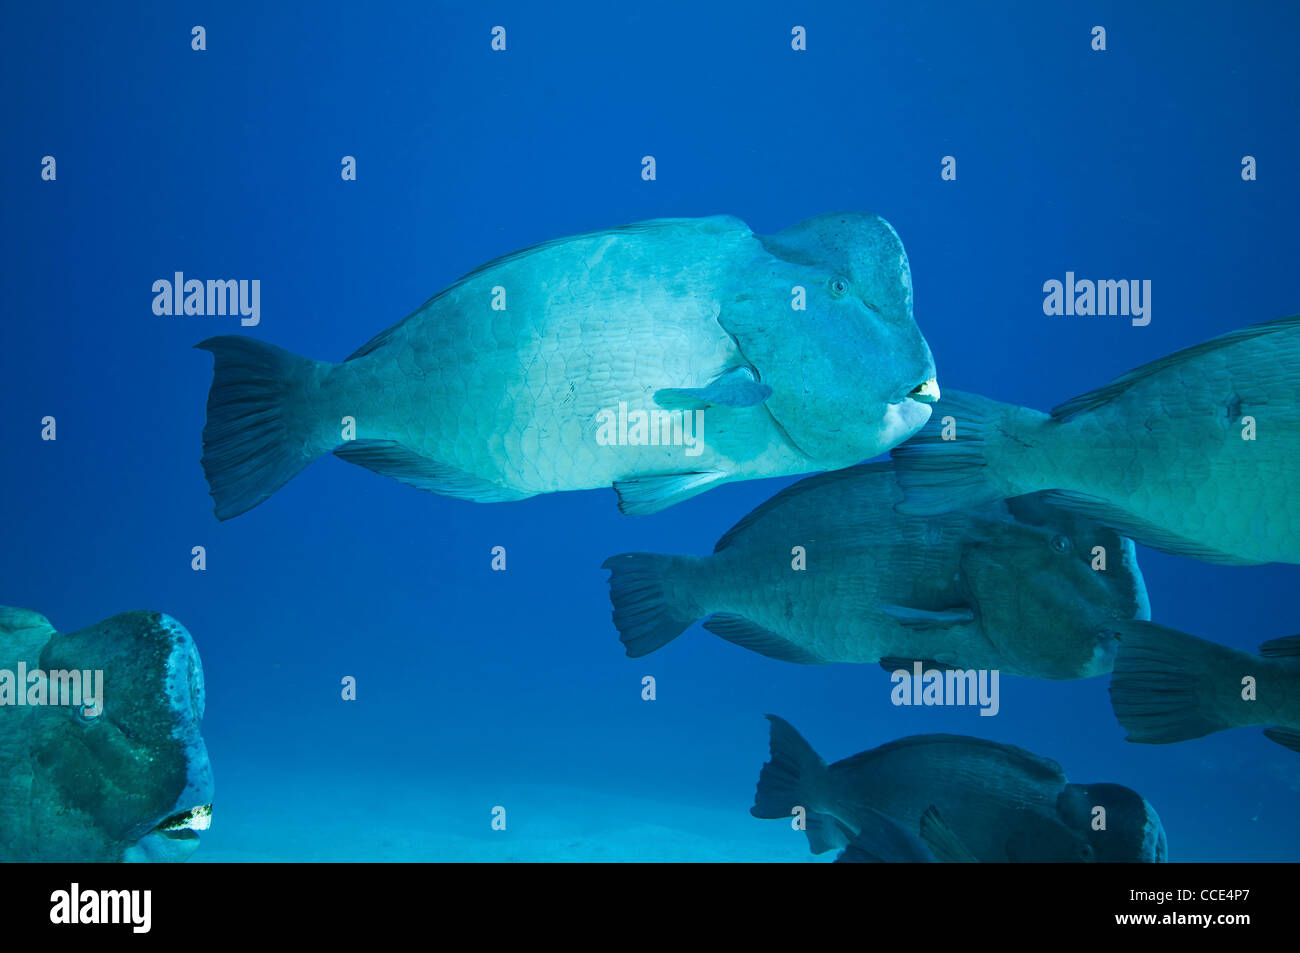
{"left": 1040, "top": 491, "right": 1256, "bottom": 564}
{"left": 1258, "top": 634, "right": 1300, "bottom": 658}
{"left": 919, "top": 806, "right": 979, "bottom": 863}
{"left": 613, "top": 471, "right": 727, "bottom": 514}
{"left": 1051, "top": 314, "right": 1300, "bottom": 420}
{"left": 1263, "top": 727, "right": 1300, "bottom": 754}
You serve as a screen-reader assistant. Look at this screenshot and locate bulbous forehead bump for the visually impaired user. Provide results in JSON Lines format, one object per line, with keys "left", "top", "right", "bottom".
{"left": 765, "top": 212, "right": 913, "bottom": 315}
{"left": 835, "top": 215, "right": 913, "bottom": 316}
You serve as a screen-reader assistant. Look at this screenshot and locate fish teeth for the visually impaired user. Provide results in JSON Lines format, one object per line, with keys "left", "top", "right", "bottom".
{"left": 159, "top": 804, "right": 212, "bottom": 832}
{"left": 910, "top": 378, "right": 941, "bottom": 403}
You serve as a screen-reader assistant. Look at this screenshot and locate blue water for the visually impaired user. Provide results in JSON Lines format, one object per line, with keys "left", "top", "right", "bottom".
{"left": 3, "top": 1, "right": 1298, "bottom": 861}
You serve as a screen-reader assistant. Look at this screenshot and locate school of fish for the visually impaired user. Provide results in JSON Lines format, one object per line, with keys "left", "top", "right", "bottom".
{"left": 8, "top": 211, "right": 1295, "bottom": 863}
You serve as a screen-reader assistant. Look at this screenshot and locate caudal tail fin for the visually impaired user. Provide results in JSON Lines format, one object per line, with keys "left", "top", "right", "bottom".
{"left": 600, "top": 553, "right": 703, "bottom": 657}
{"left": 751, "top": 715, "right": 849, "bottom": 854}
{"left": 889, "top": 390, "right": 1043, "bottom": 515}
{"left": 1109, "top": 621, "right": 1251, "bottom": 744}
{"left": 196, "top": 335, "right": 327, "bottom": 520}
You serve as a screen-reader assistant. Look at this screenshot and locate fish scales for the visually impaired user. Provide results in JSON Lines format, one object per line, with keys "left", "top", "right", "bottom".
{"left": 198, "top": 213, "right": 939, "bottom": 519}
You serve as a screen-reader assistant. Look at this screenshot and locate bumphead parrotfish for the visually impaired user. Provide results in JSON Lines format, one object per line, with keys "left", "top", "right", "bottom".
{"left": 890, "top": 316, "right": 1300, "bottom": 565}
{"left": 751, "top": 715, "right": 1167, "bottom": 862}
{"left": 0, "top": 607, "right": 213, "bottom": 862}
{"left": 602, "top": 462, "right": 1148, "bottom": 679}
{"left": 197, "top": 213, "right": 940, "bottom": 519}
{"left": 1110, "top": 621, "right": 1300, "bottom": 753}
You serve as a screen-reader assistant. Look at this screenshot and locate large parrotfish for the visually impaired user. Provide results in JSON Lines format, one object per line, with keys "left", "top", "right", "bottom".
{"left": 602, "top": 462, "right": 1148, "bottom": 680}
{"left": 752, "top": 716, "right": 1167, "bottom": 862}
{"left": 0, "top": 607, "right": 213, "bottom": 862}
{"left": 891, "top": 316, "right": 1300, "bottom": 565}
{"left": 197, "top": 213, "right": 940, "bottom": 519}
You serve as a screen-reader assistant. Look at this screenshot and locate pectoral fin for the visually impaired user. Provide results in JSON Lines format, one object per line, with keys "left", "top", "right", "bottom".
{"left": 879, "top": 604, "right": 976, "bottom": 629}
{"left": 655, "top": 367, "right": 772, "bottom": 409}
{"left": 833, "top": 807, "right": 938, "bottom": 863}
{"left": 919, "top": 806, "right": 979, "bottom": 863}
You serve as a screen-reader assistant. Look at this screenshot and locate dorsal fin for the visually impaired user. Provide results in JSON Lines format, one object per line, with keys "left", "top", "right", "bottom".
{"left": 347, "top": 216, "right": 751, "bottom": 361}
{"left": 1051, "top": 315, "right": 1300, "bottom": 420}
{"left": 1038, "top": 490, "right": 1256, "bottom": 565}
{"left": 838, "top": 734, "right": 1067, "bottom": 786}
{"left": 713, "top": 461, "right": 897, "bottom": 552}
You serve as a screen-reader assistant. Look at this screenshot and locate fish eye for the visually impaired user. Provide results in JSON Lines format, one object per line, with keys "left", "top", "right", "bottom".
{"left": 829, "top": 276, "right": 850, "bottom": 297}
{"left": 1080, "top": 843, "right": 1095, "bottom": 861}
{"left": 1049, "top": 534, "right": 1072, "bottom": 555}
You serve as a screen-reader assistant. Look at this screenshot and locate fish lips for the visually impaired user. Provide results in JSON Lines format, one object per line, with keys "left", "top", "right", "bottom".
{"left": 122, "top": 804, "right": 212, "bottom": 863}
{"left": 878, "top": 376, "right": 940, "bottom": 448}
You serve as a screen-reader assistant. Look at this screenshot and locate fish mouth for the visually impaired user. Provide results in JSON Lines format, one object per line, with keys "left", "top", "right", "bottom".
{"left": 907, "top": 378, "right": 941, "bottom": 404}
{"left": 154, "top": 803, "right": 212, "bottom": 839}
{"left": 122, "top": 803, "right": 211, "bottom": 861}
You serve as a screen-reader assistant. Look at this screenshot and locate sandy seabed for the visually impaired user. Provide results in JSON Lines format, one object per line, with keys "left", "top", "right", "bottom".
{"left": 192, "top": 769, "right": 823, "bottom": 863}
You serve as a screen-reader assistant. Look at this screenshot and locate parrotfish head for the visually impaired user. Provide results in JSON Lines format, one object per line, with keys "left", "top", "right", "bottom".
{"left": 733, "top": 212, "right": 938, "bottom": 467}
{"left": 1059, "top": 783, "right": 1168, "bottom": 863}
{"left": 34, "top": 611, "right": 213, "bottom": 862}
{"left": 958, "top": 494, "right": 1151, "bottom": 679}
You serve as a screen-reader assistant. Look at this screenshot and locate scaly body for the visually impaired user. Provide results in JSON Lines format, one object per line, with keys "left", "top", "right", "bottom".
{"left": 199, "top": 213, "right": 940, "bottom": 519}
{"left": 892, "top": 316, "right": 1300, "bottom": 565}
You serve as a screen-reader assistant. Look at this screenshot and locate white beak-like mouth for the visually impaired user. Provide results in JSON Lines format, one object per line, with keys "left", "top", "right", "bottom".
{"left": 908, "top": 378, "right": 941, "bottom": 403}
{"left": 155, "top": 803, "right": 212, "bottom": 838}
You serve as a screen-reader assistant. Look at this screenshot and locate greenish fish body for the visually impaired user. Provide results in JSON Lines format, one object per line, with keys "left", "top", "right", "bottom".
{"left": 602, "top": 462, "right": 1148, "bottom": 679}
{"left": 891, "top": 316, "right": 1300, "bottom": 565}
{"left": 752, "top": 715, "right": 1167, "bottom": 862}
{"left": 198, "top": 213, "right": 939, "bottom": 519}
{"left": 0, "top": 607, "right": 212, "bottom": 862}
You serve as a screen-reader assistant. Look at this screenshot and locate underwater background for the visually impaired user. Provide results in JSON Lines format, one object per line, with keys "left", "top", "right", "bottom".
{"left": 3, "top": 0, "right": 1298, "bottom": 861}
